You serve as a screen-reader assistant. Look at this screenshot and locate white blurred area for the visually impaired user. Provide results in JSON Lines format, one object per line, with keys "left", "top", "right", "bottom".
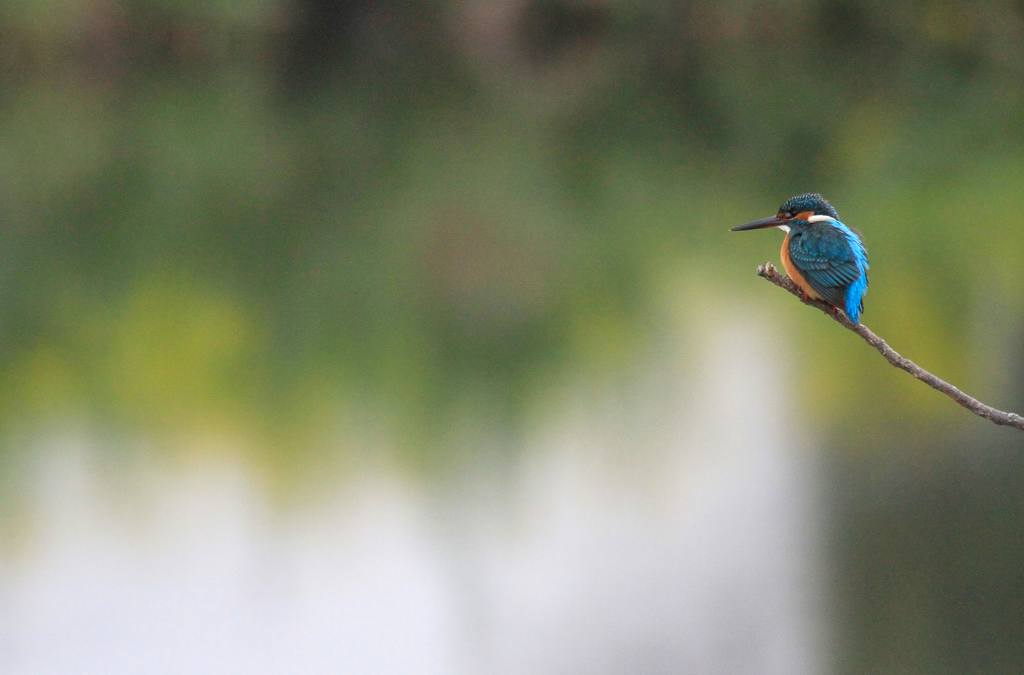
{"left": 0, "top": 314, "right": 824, "bottom": 675}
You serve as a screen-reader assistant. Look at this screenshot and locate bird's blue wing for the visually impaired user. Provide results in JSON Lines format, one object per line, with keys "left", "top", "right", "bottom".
{"left": 788, "top": 224, "right": 868, "bottom": 314}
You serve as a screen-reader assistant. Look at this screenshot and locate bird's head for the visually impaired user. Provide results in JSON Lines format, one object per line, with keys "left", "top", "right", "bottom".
{"left": 731, "top": 192, "right": 839, "bottom": 233}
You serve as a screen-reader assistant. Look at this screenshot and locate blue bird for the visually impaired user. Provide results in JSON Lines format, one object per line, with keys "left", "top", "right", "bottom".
{"left": 731, "top": 193, "right": 870, "bottom": 323}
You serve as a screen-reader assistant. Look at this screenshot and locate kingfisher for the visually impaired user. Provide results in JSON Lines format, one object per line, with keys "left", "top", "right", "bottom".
{"left": 731, "top": 193, "right": 870, "bottom": 323}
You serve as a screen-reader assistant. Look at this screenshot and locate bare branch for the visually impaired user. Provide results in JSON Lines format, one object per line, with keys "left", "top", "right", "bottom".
{"left": 755, "top": 262, "right": 1024, "bottom": 431}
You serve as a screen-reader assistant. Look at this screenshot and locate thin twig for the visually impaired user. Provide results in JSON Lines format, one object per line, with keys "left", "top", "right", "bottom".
{"left": 755, "top": 262, "right": 1024, "bottom": 431}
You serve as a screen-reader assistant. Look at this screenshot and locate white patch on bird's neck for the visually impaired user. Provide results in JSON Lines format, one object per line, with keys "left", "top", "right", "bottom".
{"left": 777, "top": 224, "right": 791, "bottom": 233}
{"left": 807, "top": 215, "right": 835, "bottom": 223}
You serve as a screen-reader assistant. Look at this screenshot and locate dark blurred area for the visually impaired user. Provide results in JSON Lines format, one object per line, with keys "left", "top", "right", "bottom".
{"left": 2, "top": 1, "right": 1024, "bottom": 672}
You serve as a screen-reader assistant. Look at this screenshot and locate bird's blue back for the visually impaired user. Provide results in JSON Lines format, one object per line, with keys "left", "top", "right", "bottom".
{"left": 788, "top": 217, "right": 869, "bottom": 323}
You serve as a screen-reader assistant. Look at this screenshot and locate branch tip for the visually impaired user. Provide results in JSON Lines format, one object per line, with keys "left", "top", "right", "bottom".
{"left": 752, "top": 261, "right": 1024, "bottom": 431}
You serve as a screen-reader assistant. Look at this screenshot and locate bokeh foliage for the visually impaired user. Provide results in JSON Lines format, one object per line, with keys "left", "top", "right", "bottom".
{"left": 2, "top": 1, "right": 1022, "bottom": 447}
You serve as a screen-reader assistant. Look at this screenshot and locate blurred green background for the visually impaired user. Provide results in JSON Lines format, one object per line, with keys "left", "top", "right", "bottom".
{"left": 2, "top": 1, "right": 1024, "bottom": 673}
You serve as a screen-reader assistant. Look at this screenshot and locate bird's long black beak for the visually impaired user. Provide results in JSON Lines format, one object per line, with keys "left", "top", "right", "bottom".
{"left": 730, "top": 216, "right": 786, "bottom": 232}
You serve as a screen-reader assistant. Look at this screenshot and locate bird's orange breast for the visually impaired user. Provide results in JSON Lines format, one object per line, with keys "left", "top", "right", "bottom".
{"left": 780, "top": 232, "right": 822, "bottom": 301}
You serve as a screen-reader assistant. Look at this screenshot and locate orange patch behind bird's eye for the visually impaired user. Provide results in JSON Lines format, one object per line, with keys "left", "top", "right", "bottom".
{"left": 795, "top": 210, "right": 812, "bottom": 221}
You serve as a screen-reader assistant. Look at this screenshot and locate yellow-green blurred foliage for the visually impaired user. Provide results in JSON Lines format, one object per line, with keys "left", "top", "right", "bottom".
{"left": 2, "top": 3, "right": 1024, "bottom": 666}
{"left": 2, "top": 2, "right": 1022, "bottom": 453}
